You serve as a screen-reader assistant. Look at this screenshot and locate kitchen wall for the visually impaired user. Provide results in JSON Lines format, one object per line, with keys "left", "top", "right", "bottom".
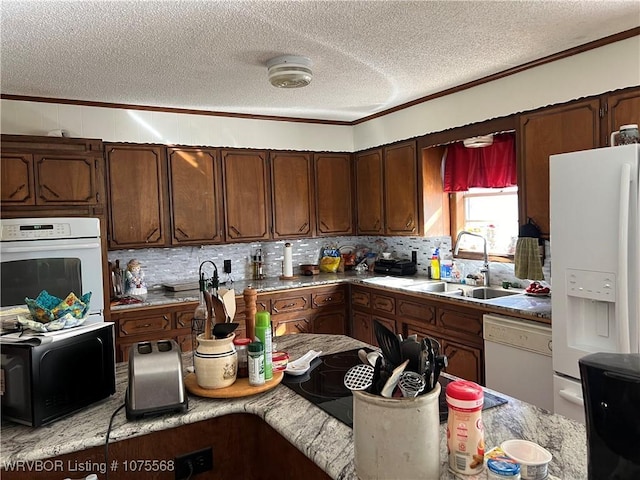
{"left": 107, "top": 236, "right": 551, "bottom": 289}
{"left": 1, "top": 37, "right": 637, "bottom": 152}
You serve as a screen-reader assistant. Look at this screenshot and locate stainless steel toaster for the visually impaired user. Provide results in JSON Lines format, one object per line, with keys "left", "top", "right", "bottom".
{"left": 125, "top": 339, "right": 188, "bottom": 420}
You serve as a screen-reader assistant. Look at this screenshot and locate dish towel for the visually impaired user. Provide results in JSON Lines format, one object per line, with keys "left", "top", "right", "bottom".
{"left": 514, "top": 237, "right": 544, "bottom": 280}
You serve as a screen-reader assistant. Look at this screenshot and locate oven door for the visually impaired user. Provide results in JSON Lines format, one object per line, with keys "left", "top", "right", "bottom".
{"left": 0, "top": 237, "right": 104, "bottom": 315}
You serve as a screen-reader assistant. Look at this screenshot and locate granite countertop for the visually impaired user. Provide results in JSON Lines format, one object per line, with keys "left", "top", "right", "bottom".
{"left": 111, "top": 272, "right": 552, "bottom": 321}
{"left": 1, "top": 334, "right": 583, "bottom": 479}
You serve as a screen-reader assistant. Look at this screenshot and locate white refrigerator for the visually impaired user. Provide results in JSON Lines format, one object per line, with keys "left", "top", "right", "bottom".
{"left": 550, "top": 144, "right": 639, "bottom": 423}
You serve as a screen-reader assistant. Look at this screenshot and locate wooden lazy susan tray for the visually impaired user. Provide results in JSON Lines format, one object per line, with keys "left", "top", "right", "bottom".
{"left": 184, "top": 371, "right": 284, "bottom": 398}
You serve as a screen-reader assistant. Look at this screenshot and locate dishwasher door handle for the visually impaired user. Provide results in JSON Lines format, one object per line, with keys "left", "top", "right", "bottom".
{"left": 558, "top": 388, "right": 584, "bottom": 406}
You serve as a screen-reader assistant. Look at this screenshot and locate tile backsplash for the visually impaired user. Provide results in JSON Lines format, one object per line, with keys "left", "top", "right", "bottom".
{"left": 108, "top": 237, "right": 550, "bottom": 289}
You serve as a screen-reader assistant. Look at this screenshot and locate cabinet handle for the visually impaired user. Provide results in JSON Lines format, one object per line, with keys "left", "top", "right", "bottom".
{"left": 136, "top": 323, "right": 152, "bottom": 329}
{"left": 284, "top": 303, "right": 296, "bottom": 308}
{"left": 145, "top": 228, "right": 159, "bottom": 242}
{"left": 374, "top": 219, "right": 380, "bottom": 230}
{"left": 176, "top": 227, "right": 190, "bottom": 239}
{"left": 40, "top": 183, "right": 61, "bottom": 199}
{"left": 295, "top": 323, "right": 307, "bottom": 332}
{"left": 448, "top": 348, "right": 457, "bottom": 359}
{"left": 229, "top": 225, "right": 241, "bottom": 236}
{"left": 298, "top": 222, "right": 309, "bottom": 233}
{"left": 324, "top": 297, "right": 332, "bottom": 302}
{"left": 8, "top": 184, "right": 26, "bottom": 199}
{"left": 320, "top": 220, "right": 330, "bottom": 230}
{"left": 405, "top": 215, "right": 413, "bottom": 228}
{"left": 163, "top": 315, "right": 169, "bottom": 321}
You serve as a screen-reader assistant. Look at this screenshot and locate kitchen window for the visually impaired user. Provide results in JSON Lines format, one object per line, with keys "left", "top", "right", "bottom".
{"left": 451, "top": 187, "right": 519, "bottom": 260}
{"left": 444, "top": 132, "right": 518, "bottom": 261}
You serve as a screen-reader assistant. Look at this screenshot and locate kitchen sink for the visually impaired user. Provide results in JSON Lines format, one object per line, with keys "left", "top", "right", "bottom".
{"left": 361, "top": 276, "right": 432, "bottom": 288}
{"left": 468, "top": 287, "right": 521, "bottom": 300}
{"left": 404, "top": 282, "right": 467, "bottom": 295}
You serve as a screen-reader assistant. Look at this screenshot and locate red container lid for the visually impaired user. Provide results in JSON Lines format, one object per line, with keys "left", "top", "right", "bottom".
{"left": 445, "top": 380, "right": 484, "bottom": 410}
{"left": 233, "top": 337, "right": 251, "bottom": 346}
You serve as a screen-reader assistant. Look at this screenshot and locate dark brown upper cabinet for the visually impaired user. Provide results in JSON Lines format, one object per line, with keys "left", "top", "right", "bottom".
{"left": 222, "top": 149, "right": 271, "bottom": 242}
{"left": 314, "top": 153, "right": 354, "bottom": 236}
{"left": 270, "top": 151, "right": 315, "bottom": 239}
{"left": 167, "top": 147, "right": 224, "bottom": 245}
{"left": 355, "top": 148, "right": 384, "bottom": 235}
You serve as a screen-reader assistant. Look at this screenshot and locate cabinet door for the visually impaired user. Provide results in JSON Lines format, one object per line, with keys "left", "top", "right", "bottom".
{"left": 384, "top": 140, "right": 418, "bottom": 235}
{"left": 605, "top": 88, "right": 640, "bottom": 145}
{"left": 106, "top": 144, "right": 167, "bottom": 248}
{"left": 441, "top": 338, "right": 483, "bottom": 384}
{"left": 355, "top": 149, "right": 384, "bottom": 234}
{"left": 222, "top": 150, "right": 271, "bottom": 241}
{"left": 35, "top": 155, "right": 98, "bottom": 205}
{"left": 1, "top": 153, "right": 35, "bottom": 205}
{"left": 519, "top": 99, "right": 600, "bottom": 237}
{"left": 313, "top": 309, "right": 346, "bottom": 335}
{"left": 168, "top": 147, "right": 224, "bottom": 245}
{"left": 271, "top": 152, "right": 314, "bottom": 239}
{"left": 314, "top": 153, "right": 354, "bottom": 235}
{"left": 352, "top": 310, "right": 373, "bottom": 344}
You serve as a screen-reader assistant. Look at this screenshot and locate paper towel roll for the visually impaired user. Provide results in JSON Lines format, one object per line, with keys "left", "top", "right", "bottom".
{"left": 283, "top": 243, "right": 293, "bottom": 277}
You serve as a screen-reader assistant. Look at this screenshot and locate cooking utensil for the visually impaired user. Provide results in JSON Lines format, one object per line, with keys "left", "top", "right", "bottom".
{"left": 369, "top": 354, "right": 383, "bottom": 395}
{"left": 398, "top": 371, "right": 426, "bottom": 397}
{"left": 203, "top": 291, "right": 213, "bottom": 339}
{"left": 381, "top": 359, "right": 409, "bottom": 397}
{"left": 373, "top": 320, "right": 402, "bottom": 368}
{"left": 358, "top": 349, "right": 369, "bottom": 364}
{"left": 285, "top": 350, "right": 322, "bottom": 376}
{"left": 210, "top": 293, "right": 227, "bottom": 325}
{"left": 400, "top": 338, "right": 421, "bottom": 372}
{"left": 212, "top": 322, "right": 239, "bottom": 339}
{"left": 344, "top": 364, "right": 374, "bottom": 391}
{"left": 220, "top": 288, "right": 236, "bottom": 322}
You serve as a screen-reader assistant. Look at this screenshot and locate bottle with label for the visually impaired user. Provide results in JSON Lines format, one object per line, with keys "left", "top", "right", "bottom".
{"left": 446, "top": 380, "right": 485, "bottom": 475}
{"left": 193, "top": 273, "right": 208, "bottom": 334}
{"left": 441, "top": 253, "right": 453, "bottom": 281}
{"left": 254, "top": 311, "right": 273, "bottom": 380}
{"left": 248, "top": 341, "right": 265, "bottom": 386}
{"left": 430, "top": 248, "right": 440, "bottom": 280}
{"left": 233, "top": 337, "right": 251, "bottom": 378}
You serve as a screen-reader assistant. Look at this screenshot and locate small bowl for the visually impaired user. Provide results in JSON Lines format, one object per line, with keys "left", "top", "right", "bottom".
{"left": 501, "top": 439, "right": 552, "bottom": 480}
{"left": 381, "top": 252, "right": 392, "bottom": 259}
{"left": 272, "top": 351, "right": 289, "bottom": 372}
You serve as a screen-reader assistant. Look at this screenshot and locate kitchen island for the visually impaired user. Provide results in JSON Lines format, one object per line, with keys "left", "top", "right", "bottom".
{"left": 1, "top": 334, "right": 584, "bottom": 480}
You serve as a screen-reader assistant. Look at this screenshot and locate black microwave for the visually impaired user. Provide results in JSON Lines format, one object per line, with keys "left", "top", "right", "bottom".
{"left": 1, "top": 323, "right": 116, "bottom": 427}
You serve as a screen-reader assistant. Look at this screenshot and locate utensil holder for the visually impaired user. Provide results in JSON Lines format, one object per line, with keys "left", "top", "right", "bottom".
{"left": 353, "top": 383, "right": 441, "bottom": 480}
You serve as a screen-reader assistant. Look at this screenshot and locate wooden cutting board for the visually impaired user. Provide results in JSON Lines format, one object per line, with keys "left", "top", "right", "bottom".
{"left": 184, "top": 371, "right": 283, "bottom": 398}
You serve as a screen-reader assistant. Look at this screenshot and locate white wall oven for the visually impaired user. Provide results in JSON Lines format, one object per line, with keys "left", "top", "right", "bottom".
{"left": 0, "top": 217, "right": 104, "bottom": 321}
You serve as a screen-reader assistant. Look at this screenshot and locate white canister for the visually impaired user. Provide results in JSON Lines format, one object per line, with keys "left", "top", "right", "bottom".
{"left": 194, "top": 333, "right": 237, "bottom": 389}
{"left": 446, "top": 380, "right": 485, "bottom": 475}
{"left": 353, "top": 383, "right": 441, "bottom": 480}
{"left": 611, "top": 124, "right": 640, "bottom": 146}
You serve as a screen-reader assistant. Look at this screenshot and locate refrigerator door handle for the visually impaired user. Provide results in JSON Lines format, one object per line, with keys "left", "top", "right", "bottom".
{"left": 617, "top": 163, "right": 631, "bottom": 354}
{"left": 558, "top": 388, "right": 584, "bottom": 406}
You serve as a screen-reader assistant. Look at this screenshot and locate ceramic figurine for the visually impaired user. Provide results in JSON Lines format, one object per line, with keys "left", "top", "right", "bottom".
{"left": 125, "top": 259, "right": 147, "bottom": 296}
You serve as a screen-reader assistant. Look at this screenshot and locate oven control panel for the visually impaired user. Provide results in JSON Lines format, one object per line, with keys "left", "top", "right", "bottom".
{"left": 1, "top": 222, "right": 71, "bottom": 240}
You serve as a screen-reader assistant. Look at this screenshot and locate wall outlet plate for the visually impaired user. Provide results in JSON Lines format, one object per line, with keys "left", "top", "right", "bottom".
{"left": 175, "top": 447, "right": 213, "bottom": 479}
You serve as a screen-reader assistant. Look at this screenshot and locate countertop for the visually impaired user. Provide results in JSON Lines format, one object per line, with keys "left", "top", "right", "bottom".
{"left": 1, "top": 334, "right": 584, "bottom": 479}
{"left": 111, "top": 272, "right": 552, "bottom": 321}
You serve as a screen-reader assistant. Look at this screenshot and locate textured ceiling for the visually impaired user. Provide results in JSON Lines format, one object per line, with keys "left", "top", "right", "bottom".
{"left": 1, "top": 1, "right": 639, "bottom": 122}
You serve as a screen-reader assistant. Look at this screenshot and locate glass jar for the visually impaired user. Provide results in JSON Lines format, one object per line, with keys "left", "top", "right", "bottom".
{"left": 233, "top": 337, "right": 251, "bottom": 378}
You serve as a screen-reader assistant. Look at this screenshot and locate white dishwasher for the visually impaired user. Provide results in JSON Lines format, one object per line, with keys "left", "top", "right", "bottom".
{"left": 483, "top": 314, "right": 553, "bottom": 411}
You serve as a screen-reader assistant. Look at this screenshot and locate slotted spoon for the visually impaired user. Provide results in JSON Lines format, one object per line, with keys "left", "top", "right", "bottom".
{"left": 373, "top": 320, "right": 402, "bottom": 368}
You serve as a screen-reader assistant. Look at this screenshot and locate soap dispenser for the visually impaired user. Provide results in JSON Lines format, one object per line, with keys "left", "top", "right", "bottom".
{"left": 430, "top": 249, "right": 441, "bottom": 280}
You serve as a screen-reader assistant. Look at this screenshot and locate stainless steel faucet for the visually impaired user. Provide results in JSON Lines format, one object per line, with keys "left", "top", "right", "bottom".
{"left": 453, "top": 231, "right": 490, "bottom": 287}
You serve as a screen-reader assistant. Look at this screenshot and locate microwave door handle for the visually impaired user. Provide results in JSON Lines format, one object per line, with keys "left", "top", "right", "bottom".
{"left": 1, "top": 242, "right": 101, "bottom": 253}
{"left": 617, "top": 163, "right": 631, "bottom": 354}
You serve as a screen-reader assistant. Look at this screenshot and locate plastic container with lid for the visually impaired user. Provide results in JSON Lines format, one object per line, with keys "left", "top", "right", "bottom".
{"left": 446, "top": 380, "right": 485, "bottom": 475}
{"left": 487, "top": 459, "right": 521, "bottom": 479}
{"left": 233, "top": 337, "right": 251, "bottom": 378}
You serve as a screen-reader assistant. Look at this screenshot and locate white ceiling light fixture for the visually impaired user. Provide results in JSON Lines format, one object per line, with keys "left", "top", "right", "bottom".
{"left": 463, "top": 135, "right": 494, "bottom": 148}
{"left": 267, "top": 55, "right": 313, "bottom": 88}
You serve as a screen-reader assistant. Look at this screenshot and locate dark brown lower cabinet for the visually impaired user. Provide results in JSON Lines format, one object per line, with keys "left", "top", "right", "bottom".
{"left": 0, "top": 413, "right": 330, "bottom": 480}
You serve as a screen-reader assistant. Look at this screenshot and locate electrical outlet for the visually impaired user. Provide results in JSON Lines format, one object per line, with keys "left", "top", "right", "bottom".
{"left": 175, "top": 447, "right": 213, "bottom": 479}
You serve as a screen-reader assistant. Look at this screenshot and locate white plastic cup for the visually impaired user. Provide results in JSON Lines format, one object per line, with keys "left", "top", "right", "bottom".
{"left": 353, "top": 383, "right": 441, "bottom": 480}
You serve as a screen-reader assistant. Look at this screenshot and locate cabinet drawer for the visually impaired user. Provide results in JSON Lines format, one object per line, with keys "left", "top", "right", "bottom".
{"left": 397, "top": 298, "right": 436, "bottom": 324}
{"left": 436, "top": 307, "right": 482, "bottom": 337}
{"left": 272, "top": 314, "right": 311, "bottom": 336}
{"left": 312, "top": 289, "right": 345, "bottom": 308}
{"left": 351, "top": 289, "right": 370, "bottom": 308}
{"left": 118, "top": 314, "right": 171, "bottom": 337}
{"left": 272, "top": 295, "right": 309, "bottom": 314}
{"left": 372, "top": 293, "right": 395, "bottom": 314}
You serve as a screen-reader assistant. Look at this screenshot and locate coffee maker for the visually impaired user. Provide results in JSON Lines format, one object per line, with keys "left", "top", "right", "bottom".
{"left": 579, "top": 352, "right": 640, "bottom": 480}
